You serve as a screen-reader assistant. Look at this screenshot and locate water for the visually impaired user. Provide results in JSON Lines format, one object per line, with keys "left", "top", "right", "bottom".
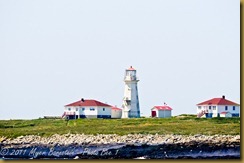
{"left": 0, "top": 143, "right": 240, "bottom": 159}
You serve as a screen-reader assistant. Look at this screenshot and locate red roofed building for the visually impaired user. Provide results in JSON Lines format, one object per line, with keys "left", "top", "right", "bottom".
{"left": 111, "top": 106, "right": 122, "bottom": 118}
{"left": 196, "top": 96, "right": 240, "bottom": 118}
{"left": 151, "top": 104, "right": 173, "bottom": 118}
{"left": 219, "top": 112, "right": 232, "bottom": 118}
{"left": 62, "top": 98, "right": 113, "bottom": 119}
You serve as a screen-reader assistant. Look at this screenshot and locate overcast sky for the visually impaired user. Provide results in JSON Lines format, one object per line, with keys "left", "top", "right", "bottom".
{"left": 0, "top": 0, "right": 240, "bottom": 119}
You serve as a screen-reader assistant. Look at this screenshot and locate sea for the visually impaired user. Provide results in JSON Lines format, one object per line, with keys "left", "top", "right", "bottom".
{"left": 0, "top": 143, "right": 240, "bottom": 159}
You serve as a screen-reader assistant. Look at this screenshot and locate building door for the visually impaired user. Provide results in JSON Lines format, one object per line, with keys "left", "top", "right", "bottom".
{"left": 151, "top": 111, "right": 156, "bottom": 117}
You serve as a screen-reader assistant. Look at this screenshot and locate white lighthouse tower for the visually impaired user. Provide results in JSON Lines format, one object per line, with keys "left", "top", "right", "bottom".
{"left": 122, "top": 66, "right": 140, "bottom": 118}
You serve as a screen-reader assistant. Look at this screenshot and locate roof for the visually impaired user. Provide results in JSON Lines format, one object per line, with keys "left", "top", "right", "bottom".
{"left": 152, "top": 105, "right": 173, "bottom": 111}
{"left": 197, "top": 97, "right": 239, "bottom": 106}
{"left": 127, "top": 66, "right": 136, "bottom": 71}
{"left": 111, "top": 106, "right": 122, "bottom": 110}
{"left": 220, "top": 112, "right": 231, "bottom": 115}
{"left": 65, "top": 99, "right": 112, "bottom": 107}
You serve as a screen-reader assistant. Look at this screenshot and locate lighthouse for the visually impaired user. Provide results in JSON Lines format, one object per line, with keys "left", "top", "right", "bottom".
{"left": 122, "top": 66, "right": 140, "bottom": 118}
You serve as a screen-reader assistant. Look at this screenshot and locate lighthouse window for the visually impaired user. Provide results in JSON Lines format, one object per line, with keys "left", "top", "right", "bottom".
{"left": 68, "top": 108, "right": 71, "bottom": 111}
{"left": 103, "top": 108, "right": 105, "bottom": 111}
{"left": 233, "top": 106, "right": 235, "bottom": 110}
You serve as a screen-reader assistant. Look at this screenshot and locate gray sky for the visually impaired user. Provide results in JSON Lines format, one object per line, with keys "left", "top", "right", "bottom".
{"left": 0, "top": 0, "right": 240, "bottom": 119}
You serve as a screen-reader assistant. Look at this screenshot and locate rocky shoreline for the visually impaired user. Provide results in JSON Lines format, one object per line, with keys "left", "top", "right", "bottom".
{"left": 0, "top": 134, "right": 240, "bottom": 159}
{"left": 0, "top": 134, "right": 240, "bottom": 147}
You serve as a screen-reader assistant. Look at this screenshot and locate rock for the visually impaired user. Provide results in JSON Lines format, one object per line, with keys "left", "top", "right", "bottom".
{"left": 1, "top": 134, "right": 240, "bottom": 149}
{"left": 74, "top": 156, "right": 79, "bottom": 159}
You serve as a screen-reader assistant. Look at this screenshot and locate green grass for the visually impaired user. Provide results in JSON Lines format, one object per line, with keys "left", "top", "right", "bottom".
{"left": 0, "top": 115, "right": 240, "bottom": 138}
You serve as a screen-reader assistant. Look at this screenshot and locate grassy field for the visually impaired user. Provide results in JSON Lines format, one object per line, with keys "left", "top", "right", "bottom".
{"left": 0, "top": 115, "right": 240, "bottom": 138}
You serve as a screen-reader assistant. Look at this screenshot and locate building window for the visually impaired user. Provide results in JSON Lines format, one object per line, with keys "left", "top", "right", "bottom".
{"left": 233, "top": 106, "right": 235, "bottom": 111}
{"left": 198, "top": 106, "right": 201, "bottom": 109}
{"left": 213, "top": 106, "right": 216, "bottom": 110}
{"left": 103, "top": 108, "right": 105, "bottom": 111}
{"left": 90, "top": 108, "right": 95, "bottom": 111}
{"left": 225, "top": 106, "right": 228, "bottom": 111}
{"left": 68, "top": 108, "right": 71, "bottom": 111}
{"left": 209, "top": 106, "right": 211, "bottom": 109}
{"left": 76, "top": 108, "right": 78, "bottom": 111}
{"left": 82, "top": 108, "right": 85, "bottom": 111}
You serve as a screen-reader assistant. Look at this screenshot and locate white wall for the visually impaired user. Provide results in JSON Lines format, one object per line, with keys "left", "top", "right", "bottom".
{"left": 64, "top": 106, "right": 76, "bottom": 114}
{"left": 211, "top": 106, "right": 218, "bottom": 115}
{"left": 158, "top": 110, "right": 171, "bottom": 118}
{"left": 129, "top": 81, "right": 140, "bottom": 117}
{"left": 65, "top": 106, "right": 75, "bottom": 111}
{"left": 218, "top": 105, "right": 226, "bottom": 113}
{"left": 235, "top": 106, "right": 240, "bottom": 116}
{"left": 217, "top": 105, "right": 240, "bottom": 115}
{"left": 196, "top": 106, "right": 201, "bottom": 114}
{"left": 75, "top": 106, "right": 80, "bottom": 115}
{"left": 77, "top": 106, "right": 97, "bottom": 116}
{"left": 111, "top": 109, "right": 122, "bottom": 118}
{"left": 197, "top": 105, "right": 216, "bottom": 114}
{"left": 97, "top": 106, "right": 111, "bottom": 116}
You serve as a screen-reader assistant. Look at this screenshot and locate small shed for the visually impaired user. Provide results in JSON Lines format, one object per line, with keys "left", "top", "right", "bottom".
{"left": 151, "top": 105, "right": 172, "bottom": 118}
{"left": 111, "top": 106, "right": 122, "bottom": 118}
{"left": 220, "top": 112, "right": 232, "bottom": 118}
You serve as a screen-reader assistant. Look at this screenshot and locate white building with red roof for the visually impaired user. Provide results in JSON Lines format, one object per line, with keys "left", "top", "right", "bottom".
{"left": 151, "top": 104, "right": 173, "bottom": 118}
{"left": 219, "top": 112, "right": 232, "bottom": 118}
{"left": 62, "top": 98, "right": 121, "bottom": 119}
{"left": 111, "top": 106, "right": 122, "bottom": 119}
{"left": 196, "top": 95, "right": 240, "bottom": 118}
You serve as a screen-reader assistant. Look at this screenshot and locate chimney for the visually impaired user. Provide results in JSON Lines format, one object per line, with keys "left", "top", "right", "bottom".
{"left": 222, "top": 95, "right": 225, "bottom": 99}
{"left": 81, "top": 98, "right": 85, "bottom": 102}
